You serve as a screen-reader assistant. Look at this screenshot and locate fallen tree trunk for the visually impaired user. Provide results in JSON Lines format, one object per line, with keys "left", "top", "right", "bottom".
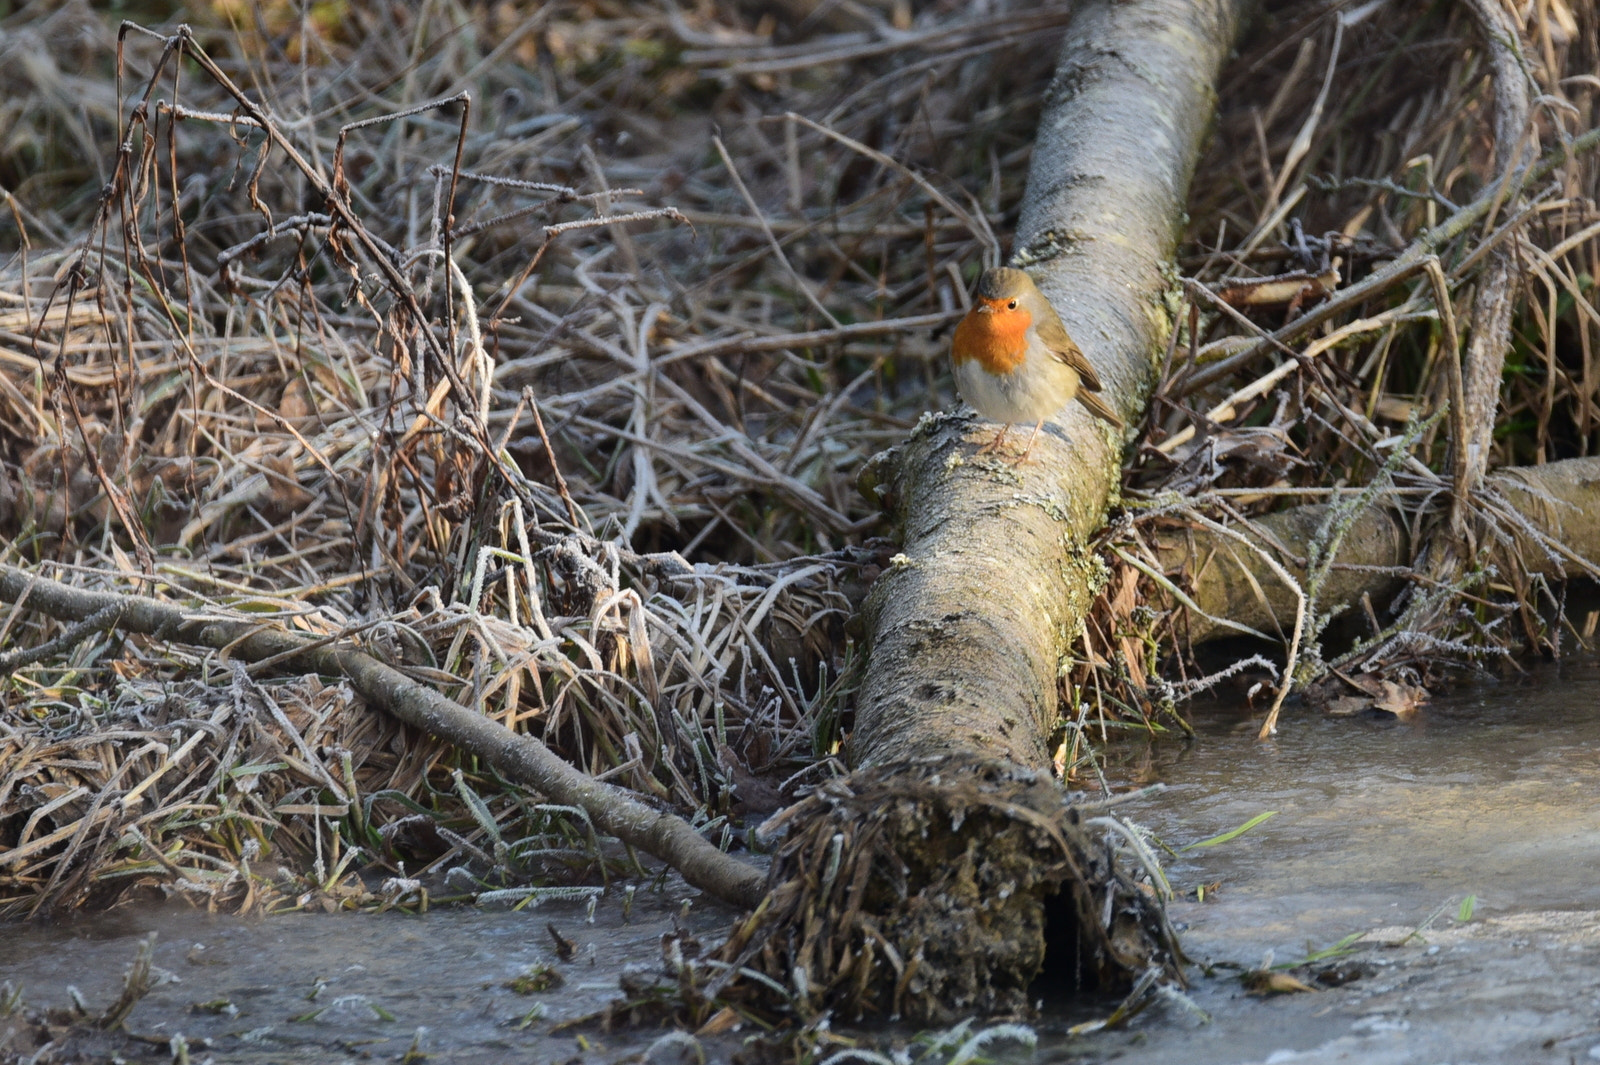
{"left": 1169, "top": 456, "right": 1600, "bottom": 646}
{"left": 729, "top": 0, "right": 1249, "bottom": 1022}
{"left": 0, "top": 563, "right": 767, "bottom": 910}
{"left": 852, "top": 0, "right": 1244, "bottom": 767}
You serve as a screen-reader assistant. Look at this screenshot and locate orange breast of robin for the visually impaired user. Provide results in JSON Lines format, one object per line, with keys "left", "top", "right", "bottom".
{"left": 951, "top": 299, "right": 1032, "bottom": 375}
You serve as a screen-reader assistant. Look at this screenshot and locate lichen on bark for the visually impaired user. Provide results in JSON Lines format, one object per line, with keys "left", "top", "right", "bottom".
{"left": 731, "top": 0, "right": 1252, "bottom": 1020}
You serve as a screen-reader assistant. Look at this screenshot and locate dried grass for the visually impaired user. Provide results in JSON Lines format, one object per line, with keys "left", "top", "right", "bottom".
{"left": 1070, "top": 0, "right": 1600, "bottom": 748}
{"left": 2, "top": 0, "right": 1597, "bottom": 916}
{"left": 0, "top": 0, "right": 1069, "bottom": 915}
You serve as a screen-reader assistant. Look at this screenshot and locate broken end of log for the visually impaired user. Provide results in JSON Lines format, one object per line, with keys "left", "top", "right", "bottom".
{"left": 723, "top": 755, "right": 1183, "bottom": 1023}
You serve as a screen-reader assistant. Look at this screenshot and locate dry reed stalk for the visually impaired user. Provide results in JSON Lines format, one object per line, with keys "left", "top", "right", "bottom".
{"left": 1065, "top": 0, "right": 1600, "bottom": 747}
{"left": 0, "top": 0, "right": 1597, "bottom": 1026}
{"left": 0, "top": 0, "right": 1069, "bottom": 918}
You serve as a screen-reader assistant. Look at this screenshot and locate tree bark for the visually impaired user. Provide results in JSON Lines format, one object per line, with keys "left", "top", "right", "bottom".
{"left": 854, "top": 0, "right": 1244, "bottom": 766}
{"left": 1455, "top": 0, "right": 1534, "bottom": 503}
{"left": 1169, "top": 456, "right": 1600, "bottom": 646}
{"left": 739, "top": 0, "right": 1249, "bottom": 1023}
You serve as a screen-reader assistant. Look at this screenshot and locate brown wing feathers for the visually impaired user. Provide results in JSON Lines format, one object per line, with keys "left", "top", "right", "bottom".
{"left": 1075, "top": 387, "right": 1124, "bottom": 429}
{"left": 1032, "top": 311, "right": 1122, "bottom": 427}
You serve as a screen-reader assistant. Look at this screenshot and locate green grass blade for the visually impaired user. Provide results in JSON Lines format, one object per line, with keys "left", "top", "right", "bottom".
{"left": 1181, "top": 811, "right": 1277, "bottom": 851}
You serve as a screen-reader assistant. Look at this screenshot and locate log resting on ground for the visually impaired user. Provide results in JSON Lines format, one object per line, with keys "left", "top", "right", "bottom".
{"left": 730, "top": 0, "right": 1248, "bottom": 1022}
{"left": 0, "top": 564, "right": 767, "bottom": 911}
{"left": 1170, "top": 456, "right": 1600, "bottom": 646}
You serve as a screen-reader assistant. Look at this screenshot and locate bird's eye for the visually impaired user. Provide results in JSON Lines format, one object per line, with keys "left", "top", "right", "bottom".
{"left": 1007, "top": 299, "right": 1018, "bottom": 310}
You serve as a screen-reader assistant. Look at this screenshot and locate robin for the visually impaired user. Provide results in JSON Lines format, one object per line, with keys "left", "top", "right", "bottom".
{"left": 951, "top": 266, "right": 1123, "bottom": 460}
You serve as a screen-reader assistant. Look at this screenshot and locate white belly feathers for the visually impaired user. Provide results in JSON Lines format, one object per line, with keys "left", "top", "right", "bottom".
{"left": 953, "top": 329, "right": 1077, "bottom": 425}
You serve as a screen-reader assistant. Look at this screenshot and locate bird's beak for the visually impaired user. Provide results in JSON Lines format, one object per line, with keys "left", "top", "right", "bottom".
{"left": 974, "top": 303, "right": 994, "bottom": 314}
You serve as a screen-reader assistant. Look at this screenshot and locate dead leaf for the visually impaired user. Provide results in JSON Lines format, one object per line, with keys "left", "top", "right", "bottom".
{"left": 1325, "top": 696, "right": 1372, "bottom": 717}
{"left": 719, "top": 748, "right": 787, "bottom": 817}
{"left": 1374, "top": 394, "right": 1428, "bottom": 423}
{"left": 1370, "top": 680, "right": 1428, "bottom": 718}
{"left": 1243, "top": 970, "right": 1319, "bottom": 995}
{"left": 1342, "top": 674, "right": 1429, "bottom": 719}
{"left": 263, "top": 452, "right": 313, "bottom": 518}
{"left": 695, "top": 1006, "right": 741, "bottom": 1035}
{"left": 281, "top": 376, "right": 315, "bottom": 421}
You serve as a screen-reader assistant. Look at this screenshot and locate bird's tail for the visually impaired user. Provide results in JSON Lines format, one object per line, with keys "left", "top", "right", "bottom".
{"left": 1076, "top": 389, "right": 1125, "bottom": 429}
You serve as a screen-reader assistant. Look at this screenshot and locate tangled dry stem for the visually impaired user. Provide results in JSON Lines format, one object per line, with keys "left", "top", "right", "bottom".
{"left": 0, "top": 0, "right": 1598, "bottom": 1032}
{"left": 718, "top": 756, "right": 1182, "bottom": 1023}
{"left": 1088, "top": 0, "right": 1600, "bottom": 742}
{"left": 0, "top": 0, "right": 1069, "bottom": 922}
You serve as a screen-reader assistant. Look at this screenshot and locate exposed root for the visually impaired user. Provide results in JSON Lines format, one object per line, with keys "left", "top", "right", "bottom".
{"left": 716, "top": 756, "right": 1183, "bottom": 1023}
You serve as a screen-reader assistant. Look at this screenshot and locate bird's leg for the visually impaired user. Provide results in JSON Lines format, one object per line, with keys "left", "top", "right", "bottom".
{"left": 1009, "top": 419, "right": 1045, "bottom": 465}
{"left": 977, "top": 423, "right": 1011, "bottom": 454}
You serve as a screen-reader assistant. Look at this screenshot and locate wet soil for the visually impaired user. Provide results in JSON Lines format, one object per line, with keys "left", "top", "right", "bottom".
{"left": 4, "top": 657, "right": 1600, "bottom": 1063}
